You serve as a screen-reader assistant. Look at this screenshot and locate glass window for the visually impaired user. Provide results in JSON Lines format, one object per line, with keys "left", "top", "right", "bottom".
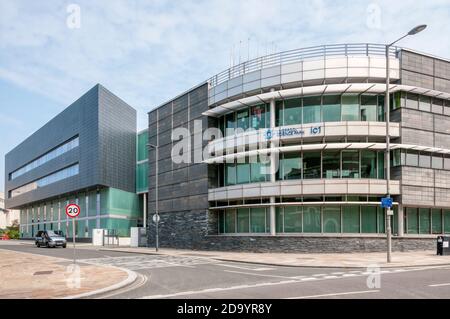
{"left": 378, "top": 207, "right": 385, "bottom": 233}
{"left": 250, "top": 208, "right": 266, "bottom": 233}
{"left": 406, "top": 93, "right": 419, "bottom": 109}
{"left": 276, "top": 207, "right": 283, "bottom": 233}
{"left": 432, "top": 155, "right": 443, "bottom": 169}
{"left": 279, "top": 153, "right": 302, "bottom": 180}
{"left": 218, "top": 117, "right": 225, "bottom": 136}
{"left": 323, "top": 206, "right": 341, "bottom": 233}
{"left": 236, "top": 109, "right": 249, "bottom": 131}
{"left": 361, "top": 206, "right": 377, "bottom": 233}
{"left": 419, "top": 153, "right": 431, "bottom": 168}
{"left": 377, "top": 95, "right": 385, "bottom": 121}
{"left": 303, "top": 96, "right": 321, "bottom": 124}
{"left": 392, "top": 150, "right": 405, "bottom": 167}
{"left": 432, "top": 98, "right": 443, "bottom": 114}
{"left": 406, "top": 151, "right": 419, "bottom": 166}
{"left": 225, "top": 163, "right": 236, "bottom": 186}
{"left": 419, "top": 208, "right": 430, "bottom": 234}
{"left": 251, "top": 158, "right": 269, "bottom": 183}
{"left": 275, "top": 101, "right": 283, "bottom": 126}
{"left": 361, "top": 151, "right": 377, "bottom": 178}
{"left": 225, "top": 113, "right": 235, "bottom": 136}
{"left": 343, "top": 206, "right": 360, "bottom": 233}
{"left": 303, "top": 152, "right": 321, "bottom": 179}
{"left": 341, "top": 95, "right": 360, "bottom": 121}
{"left": 322, "top": 95, "right": 341, "bottom": 122}
{"left": 406, "top": 208, "right": 418, "bottom": 234}
{"left": 323, "top": 151, "right": 340, "bottom": 179}
{"left": 342, "top": 150, "right": 360, "bottom": 178}
{"left": 377, "top": 152, "right": 385, "bottom": 179}
{"left": 432, "top": 209, "right": 442, "bottom": 234}
{"left": 282, "top": 206, "right": 301, "bottom": 233}
{"left": 236, "top": 159, "right": 250, "bottom": 184}
{"left": 393, "top": 92, "right": 405, "bottom": 109}
{"left": 283, "top": 98, "right": 302, "bottom": 126}
{"left": 237, "top": 208, "right": 249, "bottom": 233}
{"left": 444, "top": 210, "right": 450, "bottom": 234}
{"left": 224, "top": 209, "right": 236, "bottom": 233}
{"left": 360, "top": 95, "right": 378, "bottom": 121}
{"left": 250, "top": 104, "right": 267, "bottom": 130}
{"left": 303, "top": 206, "right": 321, "bottom": 233}
{"left": 218, "top": 211, "right": 225, "bottom": 233}
{"left": 419, "top": 95, "right": 431, "bottom": 112}
{"left": 445, "top": 155, "right": 450, "bottom": 170}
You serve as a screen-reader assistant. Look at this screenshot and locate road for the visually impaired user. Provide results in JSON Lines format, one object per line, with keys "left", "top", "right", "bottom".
{"left": 2, "top": 242, "right": 450, "bottom": 299}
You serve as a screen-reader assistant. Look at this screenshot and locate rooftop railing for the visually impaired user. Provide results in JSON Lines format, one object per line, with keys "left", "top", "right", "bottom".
{"left": 208, "top": 43, "right": 399, "bottom": 88}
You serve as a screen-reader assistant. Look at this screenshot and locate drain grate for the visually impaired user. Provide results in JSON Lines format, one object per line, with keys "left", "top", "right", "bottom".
{"left": 33, "top": 271, "right": 53, "bottom": 276}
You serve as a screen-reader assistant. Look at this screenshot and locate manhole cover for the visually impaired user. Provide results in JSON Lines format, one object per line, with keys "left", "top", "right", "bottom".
{"left": 33, "top": 271, "right": 53, "bottom": 276}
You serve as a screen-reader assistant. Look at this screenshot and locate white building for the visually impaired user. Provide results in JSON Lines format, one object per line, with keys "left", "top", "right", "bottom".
{"left": 0, "top": 192, "right": 20, "bottom": 229}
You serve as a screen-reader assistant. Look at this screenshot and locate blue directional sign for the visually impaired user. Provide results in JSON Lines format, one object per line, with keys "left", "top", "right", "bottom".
{"left": 381, "top": 197, "right": 393, "bottom": 209}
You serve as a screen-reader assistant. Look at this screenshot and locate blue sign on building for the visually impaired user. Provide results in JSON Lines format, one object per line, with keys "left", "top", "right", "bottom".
{"left": 381, "top": 197, "right": 393, "bottom": 209}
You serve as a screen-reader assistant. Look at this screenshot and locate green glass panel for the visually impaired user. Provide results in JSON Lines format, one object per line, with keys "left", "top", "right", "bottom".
{"left": 323, "top": 151, "right": 340, "bottom": 179}
{"left": 250, "top": 208, "right": 267, "bottom": 233}
{"left": 303, "top": 96, "right": 321, "bottom": 124}
{"left": 218, "top": 211, "right": 225, "bottom": 234}
{"left": 341, "top": 95, "right": 360, "bottom": 121}
{"left": 419, "top": 208, "right": 430, "bottom": 234}
{"left": 377, "top": 152, "right": 385, "bottom": 179}
{"left": 342, "top": 151, "right": 360, "bottom": 178}
{"left": 225, "top": 163, "right": 236, "bottom": 186}
{"left": 303, "top": 206, "right": 321, "bottom": 233}
{"left": 360, "top": 95, "right": 377, "bottom": 121}
{"left": 361, "top": 151, "right": 377, "bottom": 178}
{"left": 343, "top": 206, "right": 360, "bottom": 233}
{"left": 322, "top": 95, "right": 341, "bottom": 122}
{"left": 136, "top": 162, "right": 149, "bottom": 193}
{"left": 225, "top": 113, "right": 235, "bottom": 136}
{"left": 105, "top": 188, "right": 141, "bottom": 218}
{"left": 361, "top": 206, "right": 377, "bottom": 233}
{"left": 78, "top": 194, "right": 86, "bottom": 218}
{"left": 236, "top": 160, "right": 250, "bottom": 184}
{"left": 378, "top": 207, "right": 385, "bottom": 233}
{"left": 283, "top": 98, "right": 302, "bottom": 125}
{"left": 236, "top": 109, "right": 249, "bottom": 131}
{"left": 276, "top": 207, "right": 283, "bottom": 233}
{"left": 432, "top": 209, "right": 442, "bottom": 234}
{"left": 137, "top": 131, "right": 149, "bottom": 162}
{"left": 237, "top": 208, "right": 249, "bottom": 233}
{"left": 407, "top": 208, "right": 418, "bottom": 234}
{"left": 88, "top": 191, "right": 97, "bottom": 217}
{"left": 444, "top": 210, "right": 450, "bottom": 234}
{"left": 279, "top": 153, "right": 302, "bottom": 180}
{"left": 377, "top": 95, "right": 385, "bottom": 121}
{"left": 284, "top": 206, "right": 302, "bottom": 233}
{"left": 303, "top": 152, "right": 321, "bottom": 179}
{"left": 250, "top": 104, "right": 267, "bottom": 130}
{"left": 225, "top": 209, "right": 236, "bottom": 233}
{"left": 275, "top": 101, "right": 283, "bottom": 126}
{"left": 250, "top": 159, "right": 269, "bottom": 183}
{"left": 323, "top": 206, "right": 341, "bottom": 233}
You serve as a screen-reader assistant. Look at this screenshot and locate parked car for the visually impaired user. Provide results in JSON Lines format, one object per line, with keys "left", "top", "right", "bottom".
{"left": 35, "top": 230, "right": 67, "bottom": 248}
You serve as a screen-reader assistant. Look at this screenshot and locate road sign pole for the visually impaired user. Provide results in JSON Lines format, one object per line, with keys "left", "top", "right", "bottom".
{"left": 73, "top": 218, "right": 76, "bottom": 265}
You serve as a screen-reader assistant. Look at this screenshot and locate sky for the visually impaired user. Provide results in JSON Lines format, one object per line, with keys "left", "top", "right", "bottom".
{"left": 0, "top": 0, "right": 449, "bottom": 192}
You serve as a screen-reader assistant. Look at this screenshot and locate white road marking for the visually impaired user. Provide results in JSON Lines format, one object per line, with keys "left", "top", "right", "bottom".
{"left": 428, "top": 282, "right": 450, "bottom": 287}
{"left": 342, "top": 273, "right": 358, "bottom": 277}
{"left": 331, "top": 272, "right": 345, "bottom": 275}
{"left": 313, "top": 273, "right": 327, "bottom": 277}
{"left": 216, "top": 263, "right": 274, "bottom": 271}
{"left": 286, "top": 290, "right": 380, "bottom": 299}
{"left": 323, "top": 275, "right": 339, "bottom": 279}
{"left": 223, "top": 270, "right": 295, "bottom": 279}
{"left": 300, "top": 277, "right": 318, "bottom": 281}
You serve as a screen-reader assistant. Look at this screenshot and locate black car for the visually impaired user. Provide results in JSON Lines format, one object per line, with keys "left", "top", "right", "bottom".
{"left": 35, "top": 230, "right": 67, "bottom": 248}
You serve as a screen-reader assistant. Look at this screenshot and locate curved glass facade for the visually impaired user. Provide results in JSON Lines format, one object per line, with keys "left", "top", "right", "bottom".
{"left": 220, "top": 150, "right": 384, "bottom": 186}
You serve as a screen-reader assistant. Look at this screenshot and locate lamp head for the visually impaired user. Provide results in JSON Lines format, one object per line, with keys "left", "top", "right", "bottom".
{"left": 408, "top": 24, "right": 427, "bottom": 35}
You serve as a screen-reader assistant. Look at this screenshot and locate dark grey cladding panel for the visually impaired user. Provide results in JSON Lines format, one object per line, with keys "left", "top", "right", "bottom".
{"left": 5, "top": 84, "right": 136, "bottom": 209}
{"left": 173, "top": 95, "right": 188, "bottom": 114}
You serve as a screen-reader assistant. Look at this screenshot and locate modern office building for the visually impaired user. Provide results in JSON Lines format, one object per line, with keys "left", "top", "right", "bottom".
{"left": 5, "top": 84, "right": 147, "bottom": 240}
{"left": 148, "top": 43, "right": 450, "bottom": 252}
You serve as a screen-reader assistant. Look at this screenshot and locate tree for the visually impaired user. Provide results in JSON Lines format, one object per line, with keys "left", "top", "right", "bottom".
{"left": 5, "top": 219, "right": 20, "bottom": 239}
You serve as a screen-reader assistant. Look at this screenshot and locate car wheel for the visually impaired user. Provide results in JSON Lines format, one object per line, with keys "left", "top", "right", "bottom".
{"left": 35, "top": 242, "right": 40, "bottom": 247}
{"left": 62, "top": 244, "right": 67, "bottom": 248}
{"left": 45, "top": 242, "right": 50, "bottom": 248}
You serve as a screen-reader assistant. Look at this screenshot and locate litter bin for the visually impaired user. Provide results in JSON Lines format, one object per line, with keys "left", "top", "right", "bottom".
{"left": 437, "top": 236, "right": 450, "bottom": 256}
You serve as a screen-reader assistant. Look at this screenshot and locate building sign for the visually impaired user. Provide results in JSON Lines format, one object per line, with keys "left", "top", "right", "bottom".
{"left": 265, "top": 126, "right": 321, "bottom": 140}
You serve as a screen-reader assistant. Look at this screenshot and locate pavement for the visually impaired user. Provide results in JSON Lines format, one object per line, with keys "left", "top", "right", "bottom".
{"left": 3, "top": 241, "right": 450, "bottom": 298}
{"left": 0, "top": 244, "right": 136, "bottom": 299}
{"left": 96, "top": 246, "right": 450, "bottom": 269}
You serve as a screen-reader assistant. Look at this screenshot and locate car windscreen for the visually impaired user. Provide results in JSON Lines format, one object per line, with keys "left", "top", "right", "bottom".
{"left": 46, "top": 231, "right": 58, "bottom": 237}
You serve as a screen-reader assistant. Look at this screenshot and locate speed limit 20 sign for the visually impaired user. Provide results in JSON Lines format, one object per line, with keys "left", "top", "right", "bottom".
{"left": 65, "top": 203, "right": 80, "bottom": 218}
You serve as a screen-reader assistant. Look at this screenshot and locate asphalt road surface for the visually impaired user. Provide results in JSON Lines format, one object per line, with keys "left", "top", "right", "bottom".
{"left": 2, "top": 242, "right": 450, "bottom": 299}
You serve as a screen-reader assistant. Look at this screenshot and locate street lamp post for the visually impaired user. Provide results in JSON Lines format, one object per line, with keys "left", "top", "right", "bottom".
{"left": 385, "top": 24, "right": 427, "bottom": 263}
{"left": 148, "top": 143, "right": 159, "bottom": 252}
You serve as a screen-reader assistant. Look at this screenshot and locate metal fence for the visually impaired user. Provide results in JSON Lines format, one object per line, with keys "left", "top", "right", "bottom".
{"left": 209, "top": 43, "right": 399, "bottom": 87}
